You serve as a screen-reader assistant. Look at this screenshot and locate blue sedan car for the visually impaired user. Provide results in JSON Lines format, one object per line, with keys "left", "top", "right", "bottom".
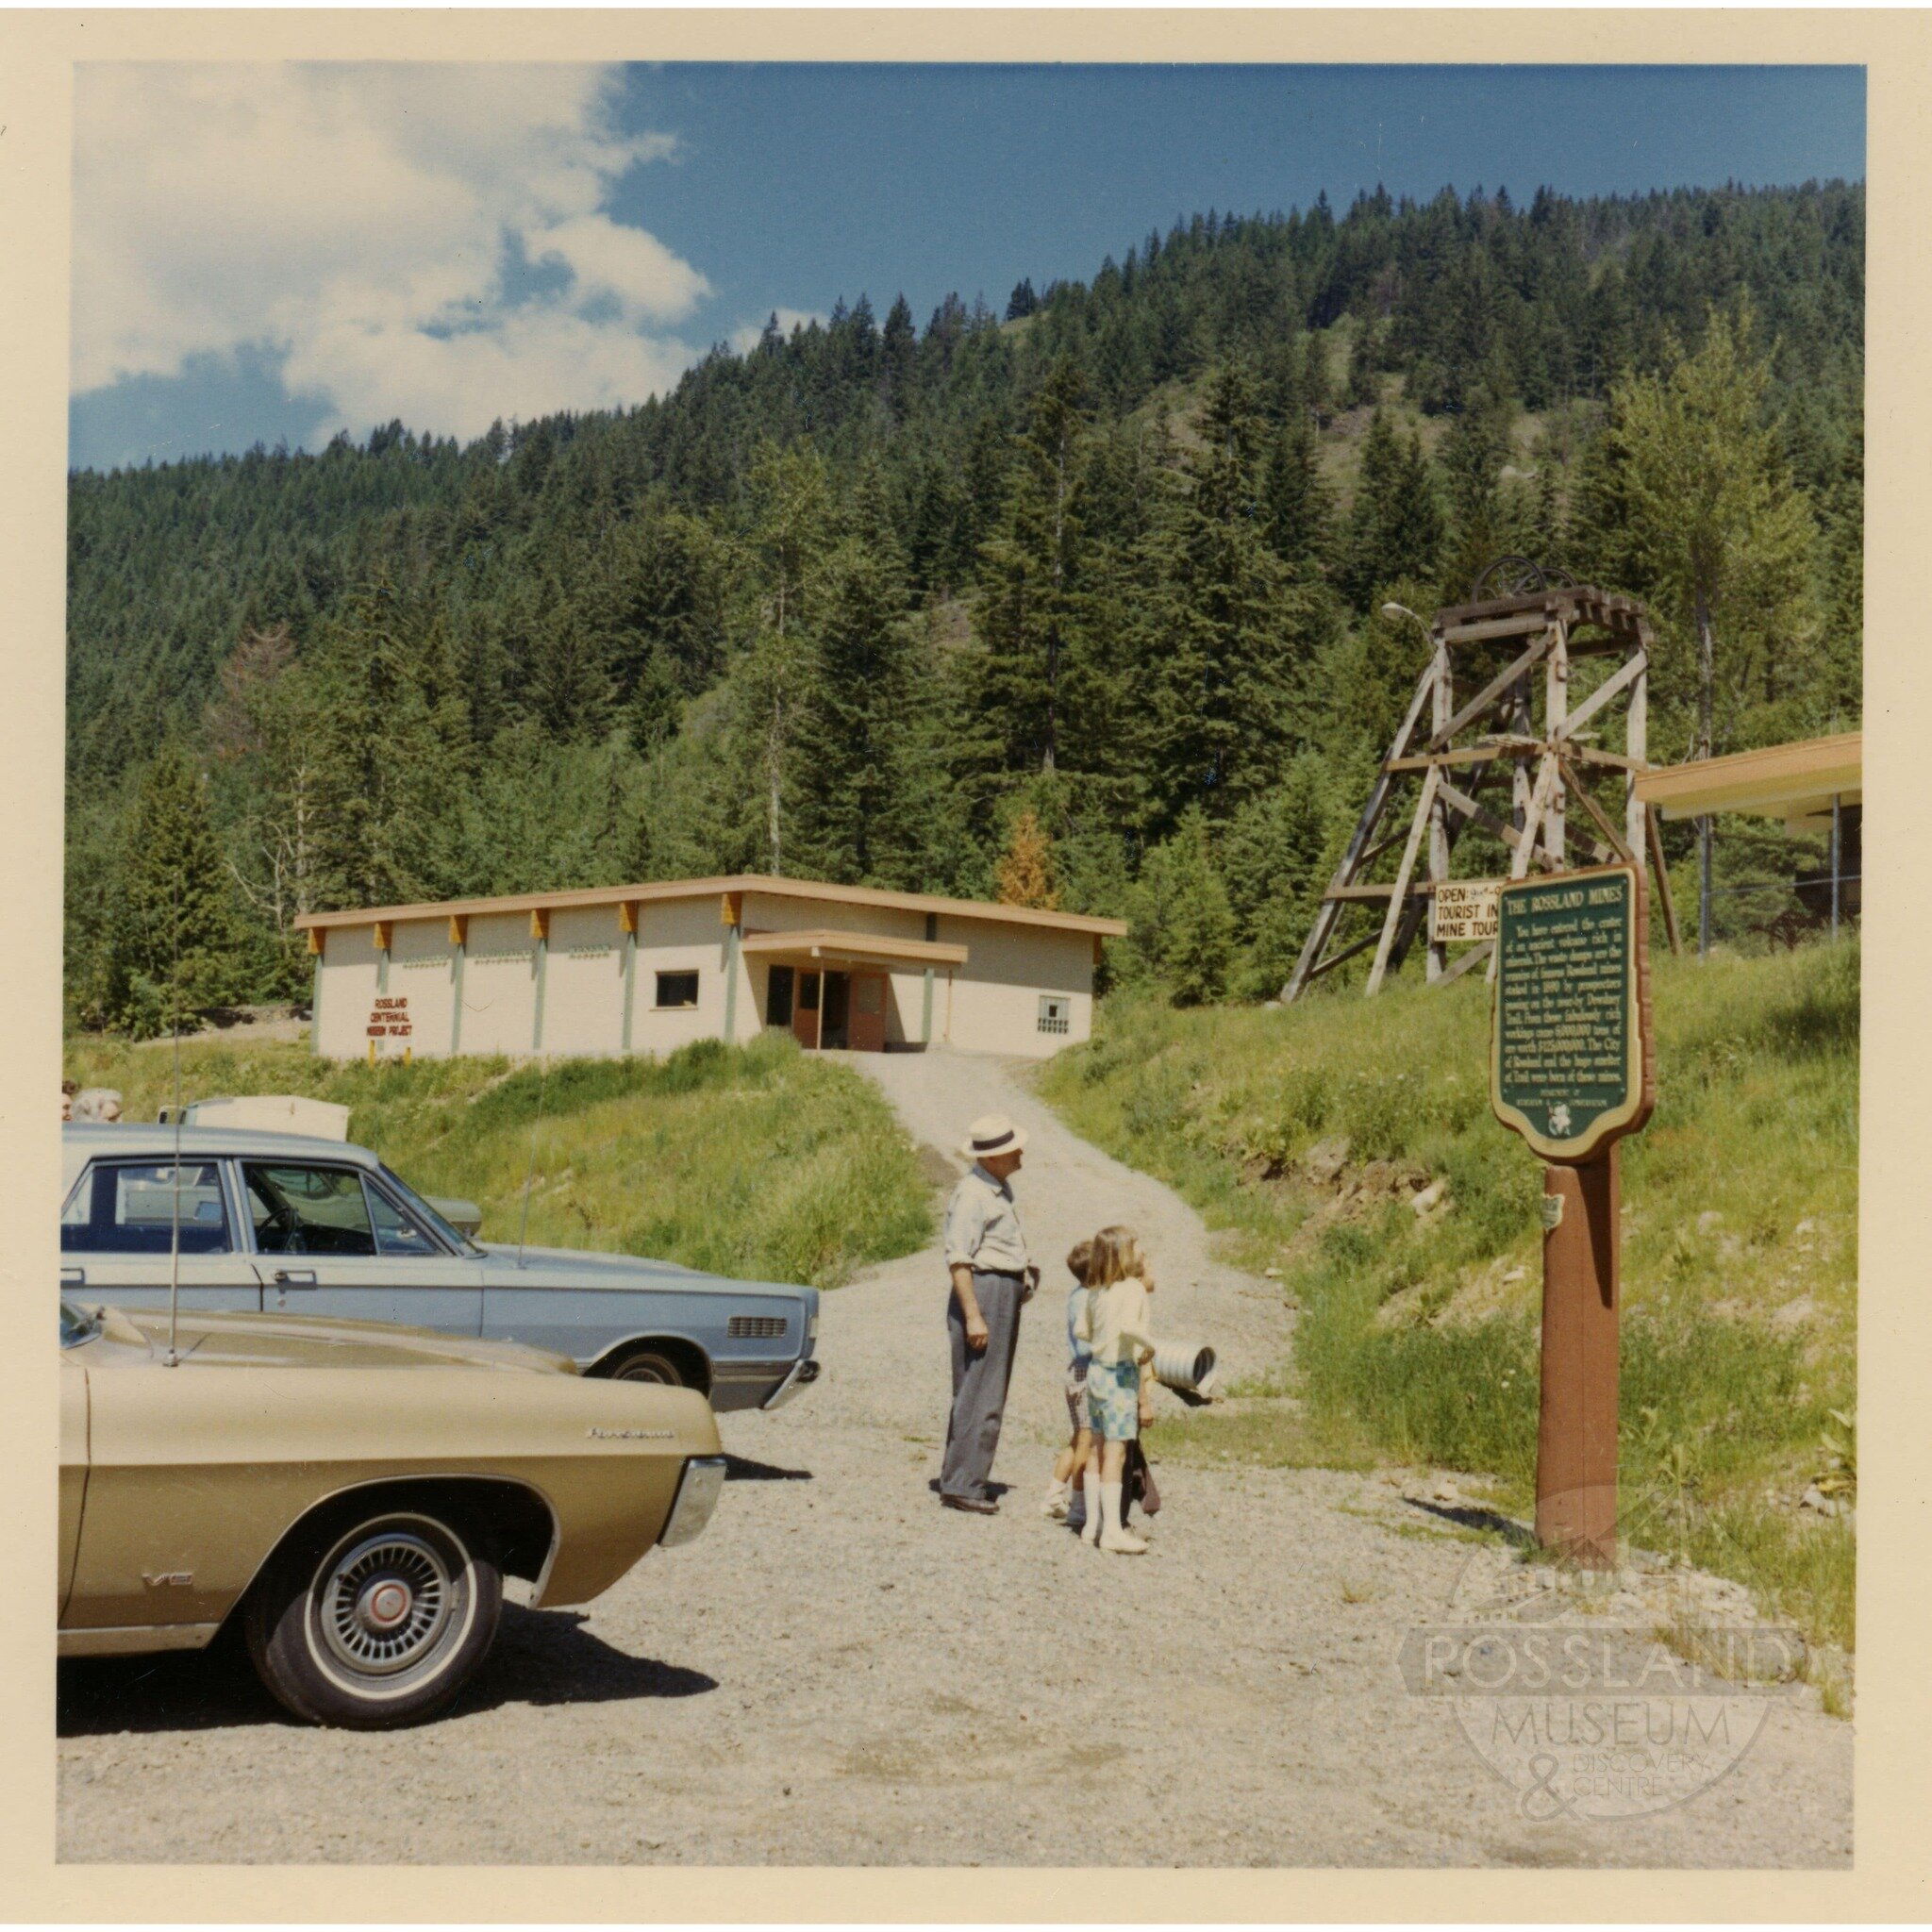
{"left": 58, "top": 1124, "right": 821, "bottom": 1409}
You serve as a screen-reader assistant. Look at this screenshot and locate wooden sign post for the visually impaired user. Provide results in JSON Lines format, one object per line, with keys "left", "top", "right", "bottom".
{"left": 1491, "top": 863, "right": 1656, "bottom": 1567}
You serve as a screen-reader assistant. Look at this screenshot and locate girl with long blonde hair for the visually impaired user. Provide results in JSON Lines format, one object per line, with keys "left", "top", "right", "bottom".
{"left": 1072, "top": 1224, "right": 1158, "bottom": 1554}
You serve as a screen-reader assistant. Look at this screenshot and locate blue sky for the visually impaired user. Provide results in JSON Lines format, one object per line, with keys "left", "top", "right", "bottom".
{"left": 71, "top": 62, "right": 1863, "bottom": 474}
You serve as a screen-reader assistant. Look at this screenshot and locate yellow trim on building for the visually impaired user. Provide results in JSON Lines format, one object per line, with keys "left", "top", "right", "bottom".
{"left": 1633, "top": 731, "right": 1860, "bottom": 832}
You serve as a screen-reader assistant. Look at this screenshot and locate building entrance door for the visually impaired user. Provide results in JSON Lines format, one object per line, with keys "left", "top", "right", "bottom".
{"left": 820, "top": 971, "right": 851, "bottom": 1049}
{"left": 791, "top": 971, "right": 821, "bottom": 1050}
{"left": 849, "top": 972, "right": 888, "bottom": 1051}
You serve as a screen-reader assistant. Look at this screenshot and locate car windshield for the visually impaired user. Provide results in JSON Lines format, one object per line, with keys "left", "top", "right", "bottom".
{"left": 60, "top": 1300, "right": 101, "bottom": 1348}
{"left": 377, "top": 1165, "right": 484, "bottom": 1257}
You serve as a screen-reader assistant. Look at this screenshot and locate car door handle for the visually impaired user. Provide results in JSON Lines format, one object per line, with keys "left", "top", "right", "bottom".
{"left": 273, "top": 1270, "right": 317, "bottom": 1287}
{"left": 61, "top": 1266, "right": 85, "bottom": 1286}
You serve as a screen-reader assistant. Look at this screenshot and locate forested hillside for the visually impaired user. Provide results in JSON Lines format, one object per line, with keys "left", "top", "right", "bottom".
{"left": 66, "top": 180, "right": 1863, "bottom": 1033}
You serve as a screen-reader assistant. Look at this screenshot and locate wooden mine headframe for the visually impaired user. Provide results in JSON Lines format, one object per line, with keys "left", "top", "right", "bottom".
{"left": 1282, "top": 563, "right": 1682, "bottom": 1003}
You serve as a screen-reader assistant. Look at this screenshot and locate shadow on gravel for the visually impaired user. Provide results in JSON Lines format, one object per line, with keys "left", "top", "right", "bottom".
{"left": 1405, "top": 1497, "right": 1537, "bottom": 1547}
{"left": 472, "top": 1607, "right": 718, "bottom": 1712}
{"left": 723, "top": 1454, "right": 813, "bottom": 1482}
{"left": 58, "top": 1608, "right": 716, "bottom": 1738}
{"left": 58, "top": 1628, "right": 277, "bottom": 1736}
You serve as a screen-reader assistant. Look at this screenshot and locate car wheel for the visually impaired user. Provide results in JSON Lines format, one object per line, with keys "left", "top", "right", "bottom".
{"left": 603, "top": 1347, "right": 686, "bottom": 1386}
{"left": 243, "top": 1503, "right": 502, "bottom": 1728}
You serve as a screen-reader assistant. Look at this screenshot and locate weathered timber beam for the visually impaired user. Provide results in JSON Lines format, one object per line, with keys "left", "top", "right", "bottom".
{"left": 1645, "top": 803, "right": 1684, "bottom": 957}
{"left": 1386, "top": 737, "right": 1543, "bottom": 772}
{"left": 1282, "top": 664, "right": 1438, "bottom": 1003}
{"left": 1556, "top": 753, "right": 1638, "bottom": 866}
{"left": 1430, "top": 635, "right": 1551, "bottom": 748}
{"left": 1323, "top": 883, "right": 1433, "bottom": 902}
{"left": 1436, "top": 778, "right": 1566, "bottom": 873}
{"left": 1555, "top": 649, "right": 1647, "bottom": 744}
{"left": 1564, "top": 742, "right": 1648, "bottom": 774}
{"left": 1442, "top": 615, "right": 1554, "bottom": 645}
{"left": 1367, "top": 767, "right": 1442, "bottom": 996}
{"left": 1306, "top": 927, "right": 1384, "bottom": 982}
{"left": 1355, "top": 824, "right": 1415, "bottom": 874}
{"left": 1437, "top": 937, "right": 1495, "bottom": 985}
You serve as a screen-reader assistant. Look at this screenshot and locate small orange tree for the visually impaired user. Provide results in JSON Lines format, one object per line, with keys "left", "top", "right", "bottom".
{"left": 995, "top": 808, "right": 1061, "bottom": 909}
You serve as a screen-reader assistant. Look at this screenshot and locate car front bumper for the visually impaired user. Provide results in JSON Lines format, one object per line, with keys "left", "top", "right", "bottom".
{"left": 658, "top": 1455, "right": 728, "bottom": 1547}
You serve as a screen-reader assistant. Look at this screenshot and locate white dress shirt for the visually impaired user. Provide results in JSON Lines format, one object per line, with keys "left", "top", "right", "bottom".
{"left": 943, "top": 1163, "right": 1032, "bottom": 1275}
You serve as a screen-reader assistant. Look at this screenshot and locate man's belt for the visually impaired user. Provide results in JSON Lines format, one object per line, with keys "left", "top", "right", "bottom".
{"left": 973, "top": 1267, "right": 1026, "bottom": 1281}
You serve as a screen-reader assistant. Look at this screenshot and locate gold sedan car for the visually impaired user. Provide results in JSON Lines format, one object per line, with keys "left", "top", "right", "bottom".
{"left": 58, "top": 1298, "right": 726, "bottom": 1727}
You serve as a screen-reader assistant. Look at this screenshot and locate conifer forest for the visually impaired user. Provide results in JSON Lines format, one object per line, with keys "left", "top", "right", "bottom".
{"left": 66, "top": 181, "right": 1864, "bottom": 1033}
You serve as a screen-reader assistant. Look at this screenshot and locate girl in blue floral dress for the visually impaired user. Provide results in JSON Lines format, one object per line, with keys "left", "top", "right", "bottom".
{"left": 1073, "top": 1224, "right": 1158, "bottom": 1555}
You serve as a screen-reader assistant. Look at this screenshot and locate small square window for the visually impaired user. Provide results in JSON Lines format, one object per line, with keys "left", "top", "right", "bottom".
{"left": 1038, "top": 995, "right": 1071, "bottom": 1036}
{"left": 656, "top": 970, "right": 700, "bottom": 1009}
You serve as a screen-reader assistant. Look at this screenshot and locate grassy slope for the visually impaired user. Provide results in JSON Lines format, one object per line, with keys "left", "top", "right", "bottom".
{"left": 63, "top": 1032, "right": 933, "bottom": 1291}
{"left": 1040, "top": 941, "right": 1858, "bottom": 1650}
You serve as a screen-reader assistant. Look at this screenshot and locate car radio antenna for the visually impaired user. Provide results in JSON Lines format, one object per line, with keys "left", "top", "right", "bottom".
{"left": 163, "top": 917, "right": 184, "bottom": 1366}
{"left": 515, "top": 1053, "right": 549, "bottom": 1270}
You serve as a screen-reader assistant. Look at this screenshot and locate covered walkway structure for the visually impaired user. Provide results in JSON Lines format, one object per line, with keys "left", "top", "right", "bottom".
{"left": 1633, "top": 730, "right": 1861, "bottom": 947}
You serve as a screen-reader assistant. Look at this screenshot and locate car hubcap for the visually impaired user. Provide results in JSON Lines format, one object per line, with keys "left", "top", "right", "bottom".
{"left": 319, "top": 1531, "right": 453, "bottom": 1675}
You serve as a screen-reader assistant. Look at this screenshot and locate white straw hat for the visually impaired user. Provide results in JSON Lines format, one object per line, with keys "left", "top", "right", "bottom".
{"left": 959, "top": 1113, "right": 1028, "bottom": 1161}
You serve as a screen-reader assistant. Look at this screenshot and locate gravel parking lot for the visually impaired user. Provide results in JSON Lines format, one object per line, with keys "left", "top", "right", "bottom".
{"left": 58, "top": 1051, "right": 1852, "bottom": 1867}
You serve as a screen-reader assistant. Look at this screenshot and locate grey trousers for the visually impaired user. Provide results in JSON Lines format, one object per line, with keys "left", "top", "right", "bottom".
{"left": 941, "top": 1270, "right": 1024, "bottom": 1500}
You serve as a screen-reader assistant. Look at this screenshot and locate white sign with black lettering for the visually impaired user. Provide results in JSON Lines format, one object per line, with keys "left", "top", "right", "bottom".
{"left": 1431, "top": 878, "right": 1502, "bottom": 944}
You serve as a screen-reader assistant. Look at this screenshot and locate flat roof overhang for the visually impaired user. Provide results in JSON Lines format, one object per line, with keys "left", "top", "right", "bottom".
{"left": 292, "top": 873, "right": 1126, "bottom": 941}
{"left": 739, "top": 929, "right": 970, "bottom": 970}
{"left": 1632, "top": 731, "right": 1861, "bottom": 833}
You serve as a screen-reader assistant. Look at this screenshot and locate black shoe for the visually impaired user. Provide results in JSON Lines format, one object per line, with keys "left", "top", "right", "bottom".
{"left": 941, "top": 1493, "right": 999, "bottom": 1515}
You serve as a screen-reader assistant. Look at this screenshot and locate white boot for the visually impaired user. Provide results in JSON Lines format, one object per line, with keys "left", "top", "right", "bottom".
{"left": 1097, "top": 1482, "right": 1147, "bottom": 1554}
{"left": 1080, "top": 1471, "right": 1103, "bottom": 1544}
{"left": 1041, "top": 1476, "right": 1072, "bottom": 1520}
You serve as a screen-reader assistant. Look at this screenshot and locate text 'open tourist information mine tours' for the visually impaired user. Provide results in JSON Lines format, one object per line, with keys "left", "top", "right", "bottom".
{"left": 1491, "top": 863, "right": 1655, "bottom": 1163}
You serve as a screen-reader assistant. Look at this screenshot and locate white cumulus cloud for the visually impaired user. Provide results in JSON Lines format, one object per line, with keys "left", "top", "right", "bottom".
{"left": 73, "top": 62, "right": 711, "bottom": 440}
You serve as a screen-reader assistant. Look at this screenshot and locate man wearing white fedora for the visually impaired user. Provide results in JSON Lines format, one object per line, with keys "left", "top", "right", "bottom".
{"left": 939, "top": 1113, "right": 1041, "bottom": 1514}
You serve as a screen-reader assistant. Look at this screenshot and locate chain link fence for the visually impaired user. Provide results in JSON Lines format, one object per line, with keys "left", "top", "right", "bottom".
{"left": 1664, "top": 806, "right": 1861, "bottom": 957}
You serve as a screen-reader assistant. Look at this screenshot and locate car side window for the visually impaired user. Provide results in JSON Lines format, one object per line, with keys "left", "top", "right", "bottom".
{"left": 61, "top": 1160, "right": 232, "bottom": 1256}
{"left": 366, "top": 1179, "right": 443, "bottom": 1258}
{"left": 243, "top": 1163, "right": 376, "bottom": 1257}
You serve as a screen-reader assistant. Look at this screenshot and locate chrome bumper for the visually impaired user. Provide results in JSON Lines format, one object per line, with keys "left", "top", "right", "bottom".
{"left": 659, "top": 1455, "right": 727, "bottom": 1548}
{"left": 760, "top": 1357, "right": 822, "bottom": 1411}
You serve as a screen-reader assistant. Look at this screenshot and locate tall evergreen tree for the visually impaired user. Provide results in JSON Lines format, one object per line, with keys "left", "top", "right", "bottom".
{"left": 1439, "top": 391, "right": 1516, "bottom": 598}
{"left": 734, "top": 445, "right": 837, "bottom": 874}
{"left": 1141, "top": 364, "right": 1317, "bottom": 825}
{"left": 973, "top": 361, "right": 1091, "bottom": 776}
{"left": 112, "top": 744, "right": 250, "bottom": 1032}
{"left": 1121, "top": 808, "right": 1236, "bottom": 1005}
{"left": 1340, "top": 408, "right": 1443, "bottom": 604}
{"left": 1258, "top": 414, "right": 1333, "bottom": 568}
{"left": 306, "top": 577, "right": 468, "bottom": 908}
{"left": 1608, "top": 303, "right": 1820, "bottom": 759}
{"left": 790, "top": 536, "right": 938, "bottom": 888}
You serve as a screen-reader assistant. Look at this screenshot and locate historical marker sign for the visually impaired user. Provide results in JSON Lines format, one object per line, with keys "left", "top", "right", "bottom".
{"left": 1491, "top": 862, "right": 1654, "bottom": 1164}
{"left": 366, "top": 994, "right": 412, "bottom": 1041}
{"left": 1431, "top": 878, "right": 1501, "bottom": 945}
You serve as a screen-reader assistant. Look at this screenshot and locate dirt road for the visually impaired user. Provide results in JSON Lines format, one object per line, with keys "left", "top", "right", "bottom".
{"left": 58, "top": 1049, "right": 1852, "bottom": 1866}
